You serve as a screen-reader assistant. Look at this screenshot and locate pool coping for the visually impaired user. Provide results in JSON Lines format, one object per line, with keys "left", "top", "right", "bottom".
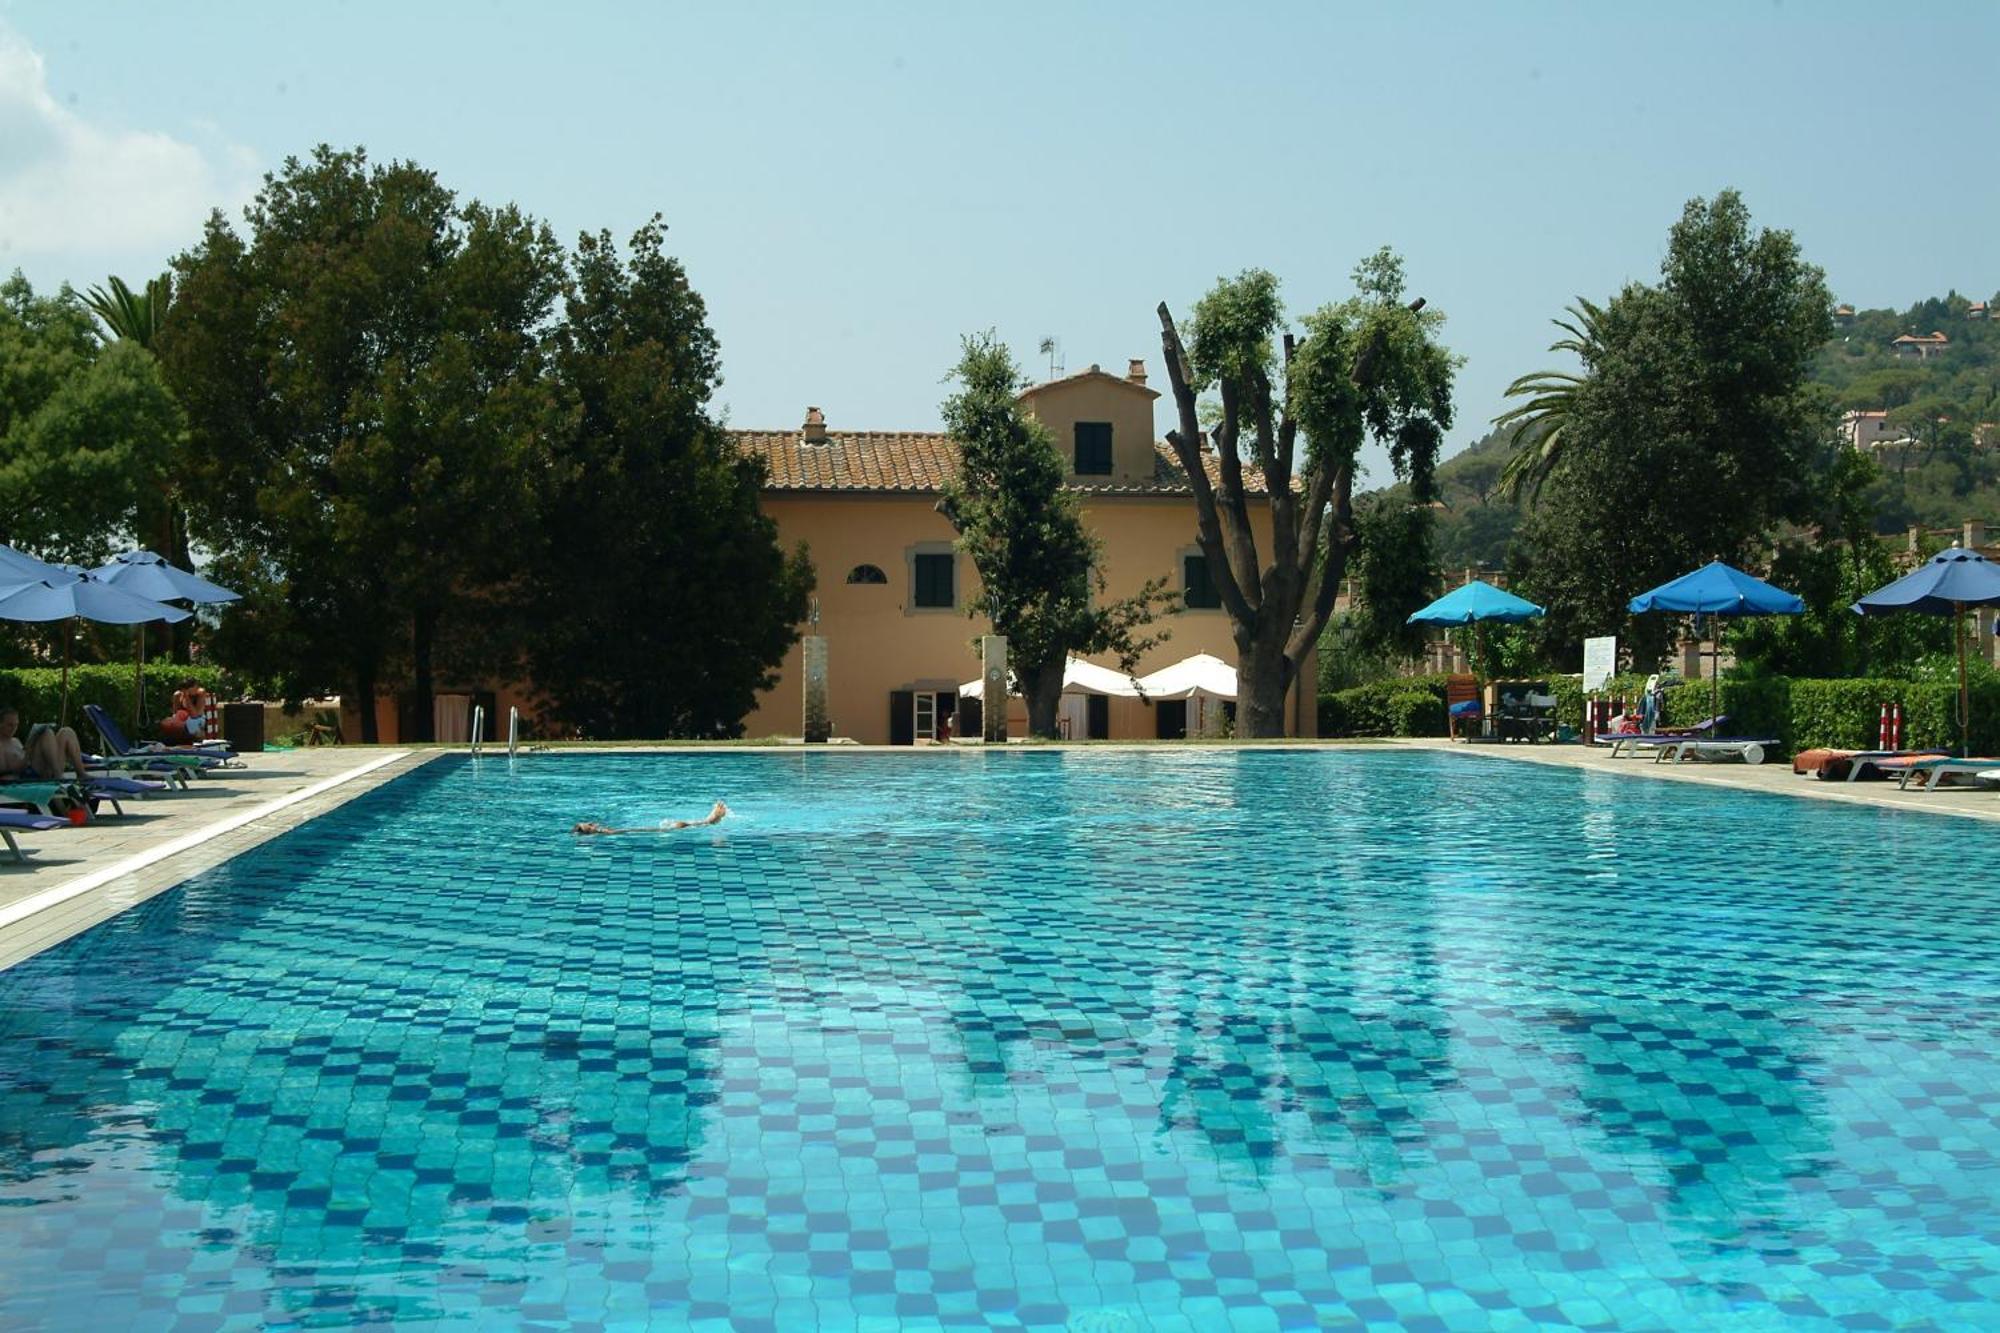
{"left": 0, "top": 750, "right": 436, "bottom": 973}
{"left": 1392, "top": 736, "right": 2000, "bottom": 825}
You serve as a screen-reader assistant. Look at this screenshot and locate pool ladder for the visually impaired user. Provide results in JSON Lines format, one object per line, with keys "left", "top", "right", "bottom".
{"left": 467, "top": 705, "right": 521, "bottom": 758}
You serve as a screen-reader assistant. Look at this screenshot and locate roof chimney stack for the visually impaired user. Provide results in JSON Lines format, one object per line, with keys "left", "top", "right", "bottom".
{"left": 1127, "top": 358, "right": 1147, "bottom": 386}
{"left": 802, "top": 406, "right": 827, "bottom": 446}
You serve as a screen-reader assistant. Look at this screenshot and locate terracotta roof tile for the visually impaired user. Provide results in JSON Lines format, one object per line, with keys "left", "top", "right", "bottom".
{"left": 732, "top": 430, "right": 1271, "bottom": 496}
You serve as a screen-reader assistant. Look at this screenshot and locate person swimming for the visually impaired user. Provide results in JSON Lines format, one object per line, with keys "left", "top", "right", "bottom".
{"left": 572, "top": 801, "right": 728, "bottom": 836}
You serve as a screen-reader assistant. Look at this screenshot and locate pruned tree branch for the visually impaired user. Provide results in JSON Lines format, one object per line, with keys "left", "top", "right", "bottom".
{"left": 1156, "top": 302, "right": 1257, "bottom": 626}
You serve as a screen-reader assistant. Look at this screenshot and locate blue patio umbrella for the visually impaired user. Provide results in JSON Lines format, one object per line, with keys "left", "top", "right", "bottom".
{"left": 1408, "top": 581, "right": 1545, "bottom": 728}
{"left": 91, "top": 550, "right": 241, "bottom": 726}
{"left": 1406, "top": 579, "right": 1546, "bottom": 626}
{"left": 0, "top": 574, "right": 192, "bottom": 727}
{"left": 1852, "top": 545, "right": 2000, "bottom": 756}
{"left": 1628, "top": 560, "right": 1804, "bottom": 719}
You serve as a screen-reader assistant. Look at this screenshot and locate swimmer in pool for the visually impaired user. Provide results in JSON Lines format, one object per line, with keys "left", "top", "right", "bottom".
{"left": 572, "top": 801, "right": 728, "bottom": 836}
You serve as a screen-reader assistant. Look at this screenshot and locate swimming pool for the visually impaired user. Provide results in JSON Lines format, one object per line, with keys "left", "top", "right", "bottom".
{"left": 1, "top": 749, "right": 1996, "bottom": 1330}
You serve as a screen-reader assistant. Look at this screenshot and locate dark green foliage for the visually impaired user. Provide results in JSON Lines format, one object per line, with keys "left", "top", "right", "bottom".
{"left": 0, "top": 664, "right": 231, "bottom": 736}
{"left": 1510, "top": 191, "right": 1840, "bottom": 665}
{"left": 161, "top": 146, "right": 570, "bottom": 739}
{"left": 1318, "top": 674, "right": 1450, "bottom": 737}
{"left": 937, "top": 334, "right": 1174, "bottom": 738}
{"left": 0, "top": 274, "right": 184, "bottom": 565}
{"left": 1346, "top": 496, "right": 1436, "bottom": 661}
{"left": 521, "top": 220, "right": 812, "bottom": 739}
{"left": 1386, "top": 688, "right": 1446, "bottom": 737}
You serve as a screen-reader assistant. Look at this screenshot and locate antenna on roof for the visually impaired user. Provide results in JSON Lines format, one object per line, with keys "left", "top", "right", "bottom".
{"left": 1038, "top": 336, "right": 1063, "bottom": 381}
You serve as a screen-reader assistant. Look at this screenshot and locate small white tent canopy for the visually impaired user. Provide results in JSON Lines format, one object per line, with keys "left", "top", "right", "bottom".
{"left": 959, "top": 655, "right": 1143, "bottom": 700}
{"left": 1134, "top": 652, "right": 1238, "bottom": 701}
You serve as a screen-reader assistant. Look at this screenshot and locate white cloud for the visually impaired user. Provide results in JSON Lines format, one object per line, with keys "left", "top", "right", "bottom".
{"left": 0, "top": 26, "right": 257, "bottom": 265}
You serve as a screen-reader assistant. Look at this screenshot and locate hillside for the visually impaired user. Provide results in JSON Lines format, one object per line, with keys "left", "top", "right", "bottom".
{"left": 1414, "top": 289, "right": 2000, "bottom": 571}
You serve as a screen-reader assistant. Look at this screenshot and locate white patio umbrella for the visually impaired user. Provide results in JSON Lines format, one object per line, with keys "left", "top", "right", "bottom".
{"left": 959, "top": 656, "right": 1144, "bottom": 700}
{"left": 1135, "top": 653, "right": 1240, "bottom": 738}
{"left": 1134, "top": 653, "right": 1239, "bottom": 701}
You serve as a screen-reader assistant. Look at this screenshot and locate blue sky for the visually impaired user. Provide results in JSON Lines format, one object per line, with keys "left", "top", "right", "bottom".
{"left": 3, "top": 2, "right": 1995, "bottom": 483}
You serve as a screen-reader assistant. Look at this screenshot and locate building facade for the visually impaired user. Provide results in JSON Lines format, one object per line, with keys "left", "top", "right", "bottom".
{"left": 732, "top": 362, "right": 1317, "bottom": 743}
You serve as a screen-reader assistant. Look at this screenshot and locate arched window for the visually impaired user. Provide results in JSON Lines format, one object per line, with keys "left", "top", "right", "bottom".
{"left": 846, "top": 564, "right": 888, "bottom": 585}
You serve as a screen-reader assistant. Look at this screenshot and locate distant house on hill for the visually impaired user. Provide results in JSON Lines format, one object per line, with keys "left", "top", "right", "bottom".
{"left": 1891, "top": 331, "right": 1950, "bottom": 360}
{"left": 1970, "top": 301, "right": 1989, "bottom": 320}
{"left": 1833, "top": 303, "right": 1856, "bottom": 325}
{"left": 1841, "top": 410, "right": 1901, "bottom": 451}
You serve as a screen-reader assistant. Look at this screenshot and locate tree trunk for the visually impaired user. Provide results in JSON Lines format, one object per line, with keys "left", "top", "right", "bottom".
{"left": 1022, "top": 661, "right": 1065, "bottom": 739}
{"left": 354, "top": 661, "right": 380, "bottom": 744}
{"left": 410, "top": 606, "right": 438, "bottom": 743}
{"left": 1236, "top": 637, "right": 1294, "bottom": 739}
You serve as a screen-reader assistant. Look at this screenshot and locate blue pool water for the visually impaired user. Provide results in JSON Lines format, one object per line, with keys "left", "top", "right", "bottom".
{"left": 1, "top": 750, "right": 1998, "bottom": 1331}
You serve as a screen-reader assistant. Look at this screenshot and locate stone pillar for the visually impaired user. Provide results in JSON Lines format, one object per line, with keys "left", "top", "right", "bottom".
{"left": 981, "top": 635, "right": 1008, "bottom": 744}
{"left": 802, "top": 636, "right": 830, "bottom": 743}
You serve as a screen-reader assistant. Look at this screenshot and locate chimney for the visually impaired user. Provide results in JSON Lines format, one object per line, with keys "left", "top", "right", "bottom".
{"left": 1126, "top": 358, "right": 1147, "bottom": 386}
{"left": 1966, "top": 519, "right": 1988, "bottom": 551}
{"left": 802, "top": 406, "right": 827, "bottom": 446}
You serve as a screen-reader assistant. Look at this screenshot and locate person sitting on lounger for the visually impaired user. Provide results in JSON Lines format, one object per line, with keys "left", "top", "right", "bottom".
{"left": 0, "top": 708, "right": 86, "bottom": 782}
{"left": 160, "top": 681, "right": 213, "bottom": 744}
{"left": 573, "top": 801, "right": 729, "bottom": 836}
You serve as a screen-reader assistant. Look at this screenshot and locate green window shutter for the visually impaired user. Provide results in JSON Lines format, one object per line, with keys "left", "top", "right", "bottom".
{"left": 1184, "top": 553, "right": 1221, "bottom": 609}
{"left": 1074, "top": 422, "right": 1113, "bottom": 475}
{"left": 914, "top": 553, "right": 954, "bottom": 608}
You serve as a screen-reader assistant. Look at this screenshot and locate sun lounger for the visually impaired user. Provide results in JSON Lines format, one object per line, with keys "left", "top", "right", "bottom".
{"left": 1599, "top": 716, "right": 1730, "bottom": 755}
{"left": 0, "top": 808, "right": 68, "bottom": 862}
{"left": 1895, "top": 757, "right": 2000, "bottom": 792}
{"left": 85, "top": 704, "right": 242, "bottom": 768}
{"left": 1654, "top": 737, "right": 1778, "bottom": 765}
{"left": 1793, "top": 748, "right": 1950, "bottom": 781}
{"left": 0, "top": 773, "right": 165, "bottom": 818}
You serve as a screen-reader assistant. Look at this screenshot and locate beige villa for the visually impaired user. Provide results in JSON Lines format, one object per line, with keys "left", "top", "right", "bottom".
{"left": 731, "top": 359, "right": 1317, "bottom": 744}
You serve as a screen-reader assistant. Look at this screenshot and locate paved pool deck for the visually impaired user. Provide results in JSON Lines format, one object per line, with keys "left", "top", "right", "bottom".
{"left": 2, "top": 737, "right": 1992, "bottom": 974}
{"left": 0, "top": 748, "right": 432, "bottom": 972}
{"left": 1397, "top": 736, "right": 2000, "bottom": 824}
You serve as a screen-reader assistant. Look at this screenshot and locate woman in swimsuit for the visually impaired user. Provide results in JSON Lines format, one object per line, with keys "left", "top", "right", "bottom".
{"left": 573, "top": 802, "right": 728, "bottom": 836}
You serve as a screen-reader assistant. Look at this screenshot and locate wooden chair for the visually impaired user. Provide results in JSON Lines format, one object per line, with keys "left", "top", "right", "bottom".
{"left": 1445, "top": 673, "right": 1480, "bottom": 740}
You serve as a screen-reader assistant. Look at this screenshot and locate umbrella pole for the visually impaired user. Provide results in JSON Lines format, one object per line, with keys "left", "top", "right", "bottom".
{"left": 1958, "top": 600, "right": 1969, "bottom": 758}
{"left": 59, "top": 618, "right": 72, "bottom": 729}
{"left": 136, "top": 627, "right": 145, "bottom": 735}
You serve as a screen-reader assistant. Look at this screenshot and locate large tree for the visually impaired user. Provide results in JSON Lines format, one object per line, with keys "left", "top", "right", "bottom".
{"left": 0, "top": 273, "right": 182, "bottom": 565}
{"left": 520, "top": 220, "right": 812, "bottom": 738}
{"left": 937, "top": 334, "right": 1175, "bottom": 738}
{"left": 160, "top": 146, "right": 566, "bottom": 739}
{"left": 1508, "top": 191, "right": 1838, "bottom": 662}
{"left": 1155, "top": 252, "right": 1456, "bottom": 736}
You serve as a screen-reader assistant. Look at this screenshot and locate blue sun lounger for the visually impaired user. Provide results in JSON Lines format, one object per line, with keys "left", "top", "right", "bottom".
{"left": 0, "top": 808, "right": 68, "bottom": 862}
{"left": 84, "top": 704, "right": 241, "bottom": 772}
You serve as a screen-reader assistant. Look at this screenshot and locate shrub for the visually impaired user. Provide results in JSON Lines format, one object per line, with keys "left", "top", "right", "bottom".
{"left": 0, "top": 665, "right": 234, "bottom": 737}
{"left": 1387, "top": 689, "right": 1447, "bottom": 737}
{"left": 1319, "top": 674, "right": 1449, "bottom": 737}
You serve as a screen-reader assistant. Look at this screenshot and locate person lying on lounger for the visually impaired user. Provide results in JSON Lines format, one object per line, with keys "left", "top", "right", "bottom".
{"left": 0, "top": 708, "right": 87, "bottom": 782}
{"left": 572, "top": 802, "right": 729, "bottom": 835}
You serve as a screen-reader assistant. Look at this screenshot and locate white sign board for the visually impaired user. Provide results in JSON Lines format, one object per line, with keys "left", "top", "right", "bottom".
{"left": 1582, "top": 636, "right": 1617, "bottom": 693}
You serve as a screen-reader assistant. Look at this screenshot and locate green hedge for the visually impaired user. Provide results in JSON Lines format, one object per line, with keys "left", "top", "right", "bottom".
{"left": 1320, "top": 670, "right": 1998, "bottom": 754}
{"left": 0, "top": 665, "right": 233, "bottom": 738}
{"left": 1319, "top": 674, "right": 1451, "bottom": 737}
{"left": 1584, "top": 675, "right": 1999, "bottom": 754}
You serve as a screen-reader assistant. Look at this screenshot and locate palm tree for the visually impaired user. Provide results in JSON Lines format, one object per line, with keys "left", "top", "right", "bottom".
{"left": 1491, "top": 298, "right": 1605, "bottom": 502}
{"left": 82, "top": 273, "right": 172, "bottom": 349}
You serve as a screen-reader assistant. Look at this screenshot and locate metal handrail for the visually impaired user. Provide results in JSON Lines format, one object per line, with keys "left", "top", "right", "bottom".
{"left": 507, "top": 706, "right": 519, "bottom": 758}
{"left": 469, "top": 704, "right": 485, "bottom": 755}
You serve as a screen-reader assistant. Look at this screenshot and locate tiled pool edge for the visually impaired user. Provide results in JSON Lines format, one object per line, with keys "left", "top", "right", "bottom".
{"left": 1403, "top": 736, "right": 2000, "bottom": 825}
{"left": 0, "top": 750, "right": 436, "bottom": 973}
